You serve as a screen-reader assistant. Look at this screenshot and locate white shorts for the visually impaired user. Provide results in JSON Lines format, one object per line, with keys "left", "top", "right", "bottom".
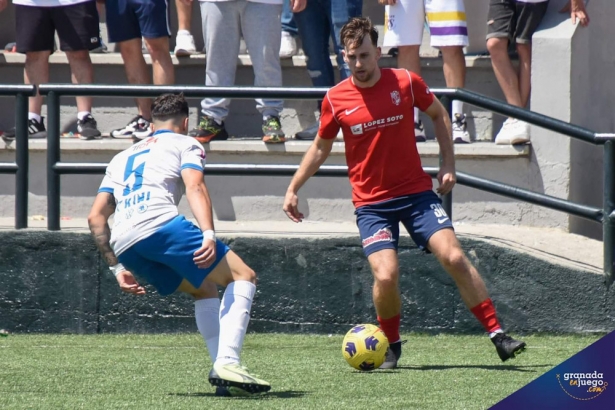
{"left": 384, "top": 0, "right": 469, "bottom": 48}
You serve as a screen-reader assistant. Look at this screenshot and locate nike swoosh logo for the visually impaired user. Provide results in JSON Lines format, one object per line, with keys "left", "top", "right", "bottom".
{"left": 438, "top": 218, "right": 449, "bottom": 224}
{"left": 345, "top": 106, "right": 361, "bottom": 115}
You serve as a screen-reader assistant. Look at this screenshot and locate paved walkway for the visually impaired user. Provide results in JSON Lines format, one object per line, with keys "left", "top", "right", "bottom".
{"left": 0, "top": 217, "right": 602, "bottom": 275}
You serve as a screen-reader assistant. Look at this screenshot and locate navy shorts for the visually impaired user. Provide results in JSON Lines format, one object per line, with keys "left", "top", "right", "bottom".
{"left": 105, "top": 0, "right": 171, "bottom": 43}
{"left": 118, "top": 215, "right": 230, "bottom": 296}
{"left": 355, "top": 191, "right": 454, "bottom": 257}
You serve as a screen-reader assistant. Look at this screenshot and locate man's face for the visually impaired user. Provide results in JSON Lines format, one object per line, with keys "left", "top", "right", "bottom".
{"left": 343, "top": 36, "right": 381, "bottom": 85}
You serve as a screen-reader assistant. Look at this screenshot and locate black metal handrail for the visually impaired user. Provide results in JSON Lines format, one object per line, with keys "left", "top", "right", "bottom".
{"left": 0, "top": 85, "right": 37, "bottom": 229}
{"left": 36, "top": 84, "right": 614, "bottom": 287}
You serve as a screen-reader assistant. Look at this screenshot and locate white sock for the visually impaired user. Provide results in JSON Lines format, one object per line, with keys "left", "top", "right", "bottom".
{"left": 177, "top": 29, "right": 191, "bottom": 37}
{"left": 28, "top": 112, "right": 41, "bottom": 122}
{"left": 195, "top": 298, "right": 220, "bottom": 363}
{"left": 216, "top": 280, "right": 256, "bottom": 365}
{"left": 77, "top": 111, "right": 91, "bottom": 121}
{"left": 452, "top": 100, "right": 463, "bottom": 118}
{"left": 489, "top": 329, "right": 504, "bottom": 338}
{"left": 413, "top": 107, "right": 420, "bottom": 124}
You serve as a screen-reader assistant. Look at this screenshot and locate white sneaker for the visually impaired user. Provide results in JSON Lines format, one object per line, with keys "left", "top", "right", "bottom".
{"left": 415, "top": 120, "right": 426, "bottom": 142}
{"left": 279, "top": 31, "right": 297, "bottom": 58}
{"left": 174, "top": 31, "right": 197, "bottom": 57}
{"left": 452, "top": 113, "right": 471, "bottom": 144}
{"left": 494, "top": 118, "right": 530, "bottom": 145}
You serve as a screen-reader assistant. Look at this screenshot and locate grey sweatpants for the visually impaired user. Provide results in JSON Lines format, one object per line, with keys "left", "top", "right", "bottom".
{"left": 200, "top": 0, "right": 284, "bottom": 121}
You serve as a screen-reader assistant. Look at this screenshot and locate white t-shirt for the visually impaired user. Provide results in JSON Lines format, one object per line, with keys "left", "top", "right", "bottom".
{"left": 98, "top": 131, "right": 207, "bottom": 256}
{"left": 13, "top": 0, "right": 93, "bottom": 7}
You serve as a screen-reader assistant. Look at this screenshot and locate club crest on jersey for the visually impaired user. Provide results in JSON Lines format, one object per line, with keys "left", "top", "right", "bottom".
{"left": 362, "top": 228, "right": 393, "bottom": 248}
{"left": 390, "top": 90, "right": 401, "bottom": 106}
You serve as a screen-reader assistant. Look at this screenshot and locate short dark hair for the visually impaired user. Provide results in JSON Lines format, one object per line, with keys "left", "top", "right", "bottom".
{"left": 151, "top": 93, "right": 189, "bottom": 123}
{"left": 340, "top": 17, "right": 378, "bottom": 50}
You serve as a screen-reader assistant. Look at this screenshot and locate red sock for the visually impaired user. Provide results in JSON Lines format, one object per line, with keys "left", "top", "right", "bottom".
{"left": 470, "top": 298, "right": 502, "bottom": 334}
{"left": 377, "top": 314, "right": 401, "bottom": 343}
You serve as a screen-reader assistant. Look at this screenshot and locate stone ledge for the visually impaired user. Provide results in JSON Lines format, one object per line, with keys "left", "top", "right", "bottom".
{"left": 1, "top": 138, "right": 530, "bottom": 158}
{"left": 0, "top": 51, "right": 494, "bottom": 69}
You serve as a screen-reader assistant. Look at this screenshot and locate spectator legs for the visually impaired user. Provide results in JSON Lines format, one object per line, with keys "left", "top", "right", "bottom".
{"left": 516, "top": 43, "right": 532, "bottom": 109}
{"left": 176, "top": 0, "right": 192, "bottom": 32}
{"left": 486, "top": 37, "right": 524, "bottom": 108}
{"left": 118, "top": 38, "right": 153, "bottom": 119}
{"left": 440, "top": 46, "right": 466, "bottom": 89}
{"left": 65, "top": 50, "right": 94, "bottom": 114}
{"left": 396, "top": 45, "right": 421, "bottom": 75}
{"left": 24, "top": 51, "right": 51, "bottom": 115}
{"left": 143, "top": 37, "right": 175, "bottom": 86}
{"left": 242, "top": 2, "right": 284, "bottom": 117}
{"left": 200, "top": 1, "right": 241, "bottom": 120}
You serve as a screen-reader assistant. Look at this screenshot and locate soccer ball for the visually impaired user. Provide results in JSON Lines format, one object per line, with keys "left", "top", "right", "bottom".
{"left": 341, "top": 324, "right": 389, "bottom": 371}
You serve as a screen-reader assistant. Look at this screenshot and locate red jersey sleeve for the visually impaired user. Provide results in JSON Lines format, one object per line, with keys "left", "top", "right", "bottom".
{"left": 408, "top": 71, "right": 435, "bottom": 112}
{"left": 317, "top": 93, "right": 340, "bottom": 140}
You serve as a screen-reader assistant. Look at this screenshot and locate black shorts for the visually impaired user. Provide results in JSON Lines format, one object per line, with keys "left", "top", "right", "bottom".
{"left": 486, "top": 0, "right": 549, "bottom": 44}
{"left": 15, "top": 2, "right": 101, "bottom": 53}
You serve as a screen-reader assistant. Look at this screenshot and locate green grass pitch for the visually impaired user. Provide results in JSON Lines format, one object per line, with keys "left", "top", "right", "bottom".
{"left": 0, "top": 333, "right": 602, "bottom": 410}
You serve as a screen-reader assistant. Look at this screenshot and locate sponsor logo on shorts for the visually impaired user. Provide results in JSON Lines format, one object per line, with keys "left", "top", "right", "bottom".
{"left": 362, "top": 228, "right": 393, "bottom": 248}
{"left": 90, "top": 37, "right": 99, "bottom": 44}
{"left": 391, "top": 90, "right": 401, "bottom": 106}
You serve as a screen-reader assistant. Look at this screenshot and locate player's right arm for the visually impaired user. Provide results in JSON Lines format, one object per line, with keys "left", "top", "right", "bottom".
{"left": 88, "top": 192, "right": 146, "bottom": 295}
{"left": 182, "top": 168, "right": 217, "bottom": 269}
{"left": 284, "top": 96, "right": 337, "bottom": 222}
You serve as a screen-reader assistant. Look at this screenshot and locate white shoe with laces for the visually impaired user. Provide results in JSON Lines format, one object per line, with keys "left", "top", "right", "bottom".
{"left": 174, "top": 30, "right": 197, "bottom": 56}
{"left": 494, "top": 118, "right": 530, "bottom": 145}
{"left": 279, "top": 31, "right": 297, "bottom": 58}
{"left": 452, "top": 113, "right": 471, "bottom": 144}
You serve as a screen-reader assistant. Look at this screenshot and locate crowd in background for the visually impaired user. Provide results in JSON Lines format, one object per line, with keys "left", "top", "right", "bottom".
{"left": 0, "top": 0, "right": 589, "bottom": 145}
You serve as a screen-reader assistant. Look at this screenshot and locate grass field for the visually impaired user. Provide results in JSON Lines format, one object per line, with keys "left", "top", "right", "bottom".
{"left": 0, "top": 333, "right": 603, "bottom": 410}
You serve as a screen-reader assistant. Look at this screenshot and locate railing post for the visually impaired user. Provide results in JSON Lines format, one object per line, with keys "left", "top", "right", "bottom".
{"left": 603, "top": 140, "right": 615, "bottom": 288}
{"left": 439, "top": 94, "right": 453, "bottom": 220}
{"left": 47, "top": 91, "right": 61, "bottom": 231}
{"left": 14, "top": 92, "right": 29, "bottom": 229}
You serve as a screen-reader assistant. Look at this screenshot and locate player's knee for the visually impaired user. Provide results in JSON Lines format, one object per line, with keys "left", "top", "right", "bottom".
{"left": 233, "top": 266, "right": 257, "bottom": 285}
{"left": 373, "top": 270, "right": 399, "bottom": 291}
{"left": 440, "top": 248, "right": 468, "bottom": 274}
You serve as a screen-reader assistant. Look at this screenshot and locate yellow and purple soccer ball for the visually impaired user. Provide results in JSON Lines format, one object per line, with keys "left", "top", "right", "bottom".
{"left": 341, "top": 324, "right": 389, "bottom": 371}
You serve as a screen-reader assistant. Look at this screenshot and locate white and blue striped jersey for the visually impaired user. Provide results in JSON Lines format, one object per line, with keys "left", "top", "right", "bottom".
{"left": 97, "top": 130, "right": 206, "bottom": 256}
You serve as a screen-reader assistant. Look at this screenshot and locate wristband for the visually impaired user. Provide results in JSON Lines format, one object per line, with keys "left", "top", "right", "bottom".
{"left": 203, "top": 229, "right": 216, "bottom": 242}
{"left": 109, "top": 263, "right": 126, "bottom": 277}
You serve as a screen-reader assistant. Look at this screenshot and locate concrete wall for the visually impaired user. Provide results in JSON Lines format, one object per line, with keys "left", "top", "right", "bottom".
{"left": 1, "top": 231, "right": 613, "bottom": 334}
{"left": 531, "top": 0, "right": 609, "bottom": 240}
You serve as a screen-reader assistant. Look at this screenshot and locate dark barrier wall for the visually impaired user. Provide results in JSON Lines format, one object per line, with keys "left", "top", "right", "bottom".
{"left": 1, "top": 232, "right": 614, "bottom": 334}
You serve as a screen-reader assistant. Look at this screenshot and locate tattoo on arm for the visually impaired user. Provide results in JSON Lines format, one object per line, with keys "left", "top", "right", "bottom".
{"left": 89, "top": 194, "right": 119, "bottom": 267}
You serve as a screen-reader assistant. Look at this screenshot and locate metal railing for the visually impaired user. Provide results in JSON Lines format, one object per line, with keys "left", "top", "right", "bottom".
{"left": 0, "top": 85, "right": 36, "bottom": 229}
{"left": 30, "top": 84, "right": 615, "bottom": 287}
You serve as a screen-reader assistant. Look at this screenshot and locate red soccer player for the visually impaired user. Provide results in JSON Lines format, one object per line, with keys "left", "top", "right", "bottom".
{"left": 283, "top": 17, "right": 525, "bottom": 368}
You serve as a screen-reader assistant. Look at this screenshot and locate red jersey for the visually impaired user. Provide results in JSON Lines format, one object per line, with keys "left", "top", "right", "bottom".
{"left": 318, "top": 68, "right": 435, "bottom": 207}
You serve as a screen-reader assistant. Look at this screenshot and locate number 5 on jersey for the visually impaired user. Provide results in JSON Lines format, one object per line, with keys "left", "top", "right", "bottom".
{"left": 123, "top": 150, "right": 150, "bottom": 196}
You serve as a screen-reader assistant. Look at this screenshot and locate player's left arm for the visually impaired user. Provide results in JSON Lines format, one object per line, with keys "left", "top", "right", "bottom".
{"left": 181, "top": 168, "right": 217, "bottom": 269}
{"left": 424, "top": 98, "right": 456, "bottom": 195}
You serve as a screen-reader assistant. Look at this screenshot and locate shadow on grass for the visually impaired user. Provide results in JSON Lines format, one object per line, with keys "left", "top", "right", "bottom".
{"left": 393, "top": 364, "right": 553, "bottom": 372}
{"left": 170, "top": 390, "right": 308, "bottom": 399}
